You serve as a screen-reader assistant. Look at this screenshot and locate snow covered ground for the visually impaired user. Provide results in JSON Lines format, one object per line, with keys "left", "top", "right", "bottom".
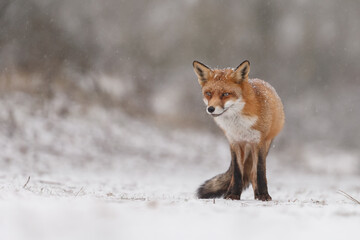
{"left": 0, "top": 93, "right": 359, "bottom": 240}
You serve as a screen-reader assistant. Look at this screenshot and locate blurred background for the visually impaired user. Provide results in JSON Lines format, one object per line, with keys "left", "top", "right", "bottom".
{"left": 0, "top": 0, "right": 359, "bottom": 174}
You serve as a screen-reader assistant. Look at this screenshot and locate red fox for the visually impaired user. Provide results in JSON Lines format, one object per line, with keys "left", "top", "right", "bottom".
{"left": 193, "top": 60, "right": 284, "bottom": 201}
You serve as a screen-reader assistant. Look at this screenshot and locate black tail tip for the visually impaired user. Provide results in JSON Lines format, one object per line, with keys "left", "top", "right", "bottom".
{"left": 196, "top": 185, "right": 208, "bottom": 199}
{"left": 196, "top": 185, "right": 224, "bottom": 199}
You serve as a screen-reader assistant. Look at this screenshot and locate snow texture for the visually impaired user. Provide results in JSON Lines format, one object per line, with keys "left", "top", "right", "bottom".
{"left": 0, "top": 93, "right": 359, "bottom": 240}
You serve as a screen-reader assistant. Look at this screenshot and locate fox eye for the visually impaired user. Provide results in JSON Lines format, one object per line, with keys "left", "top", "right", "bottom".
{"left": 205, "top": 92, "right": 212, "bottom": 96}
{"left": 222, "top": 92, "right": 230, "bottom": 97}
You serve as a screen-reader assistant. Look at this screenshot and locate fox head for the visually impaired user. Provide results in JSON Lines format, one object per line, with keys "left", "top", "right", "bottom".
{"left": 193, "top": 60, "right": 250, "bottom": 117}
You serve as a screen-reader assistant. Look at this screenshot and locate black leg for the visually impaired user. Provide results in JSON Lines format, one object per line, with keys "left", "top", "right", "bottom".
{"left": 224, "top": 148, "right": 242, "bottom": 200}
{"left": 255, "top": 149, "right": 272, "bottom": 201}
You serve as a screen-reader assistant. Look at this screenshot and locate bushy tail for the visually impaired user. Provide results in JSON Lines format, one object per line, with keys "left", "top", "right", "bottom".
{"left": 197, "top": 168, "right": 232, "bottom": 199}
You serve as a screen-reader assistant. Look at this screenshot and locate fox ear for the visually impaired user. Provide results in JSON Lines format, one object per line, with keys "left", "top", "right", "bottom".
{"left": 234, "top": 60, "right": 250, "bottom": 83}
{"left": 193, "top": 61, "right": 212, "bottom": 86}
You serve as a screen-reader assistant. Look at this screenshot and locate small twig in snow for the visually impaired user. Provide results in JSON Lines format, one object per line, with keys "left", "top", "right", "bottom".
{"left": 23, "top": 176, "right": 30, "bottom": 188}
{"left": 75, "top": 187, "right": 84, "bottom": 196}
{"left": 337, "top": 190, "right": 360, "bottom": 205}
{"left": 38, "top": 180, "right": 62, "bottom": 185}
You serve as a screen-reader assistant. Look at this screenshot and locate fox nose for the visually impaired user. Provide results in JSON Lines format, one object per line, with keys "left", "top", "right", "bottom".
{"left": 207, "top": 106, "right": 215, "bottom": 113}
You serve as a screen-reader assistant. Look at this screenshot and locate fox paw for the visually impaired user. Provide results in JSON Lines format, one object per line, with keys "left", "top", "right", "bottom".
{"left": 255, "top": 193, "right": 272, "bottom": 201}
{"left": 224, "top": 194, "right": 241, "bottom": 200}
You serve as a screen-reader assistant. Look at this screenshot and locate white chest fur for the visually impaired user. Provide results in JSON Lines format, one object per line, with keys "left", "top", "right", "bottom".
{"left": 214, "top": 100, "right": 261, "bottom": 144}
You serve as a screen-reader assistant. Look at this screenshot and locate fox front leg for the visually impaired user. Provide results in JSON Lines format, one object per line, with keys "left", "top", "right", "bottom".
{"left": 224, "top": 148, "right": 242, "bottom": 200}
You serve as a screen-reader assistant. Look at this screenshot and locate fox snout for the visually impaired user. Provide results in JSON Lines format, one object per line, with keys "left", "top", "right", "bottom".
{"left": 206, "top": 105, "right": 227, "bottom": 117}
{"left": 206, "top": 99, "right": 239, "bottom": 117}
